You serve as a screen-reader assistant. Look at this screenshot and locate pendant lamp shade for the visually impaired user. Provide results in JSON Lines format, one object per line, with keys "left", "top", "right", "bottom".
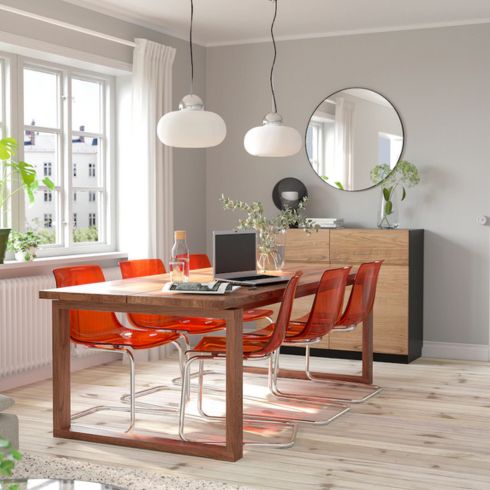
{"left": 157, "top": 0, "right": 226, "bottom": 149}
{"left": 244, "top": 112, "right": 302, "bottom": 157}
{"left": 244, "top": 0, "right": 301, "bottom": 158}
{"left": 157, "top": 95, "right": 226, "bottom": 148}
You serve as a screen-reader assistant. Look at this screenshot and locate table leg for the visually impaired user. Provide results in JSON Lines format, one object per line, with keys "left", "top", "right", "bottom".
{"left": 224, "top": 309, "right": 244, "bottom": 461}
{"left": 361, "top": 310, "right": 374, "bottom": 384}
{"left": 52, "top": 302, "right": 71, "bottom": 435}
{"left": 51, "top": 302, "right": 244, "bottom": 461}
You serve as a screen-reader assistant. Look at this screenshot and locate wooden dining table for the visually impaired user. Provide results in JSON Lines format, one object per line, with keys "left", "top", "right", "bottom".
{"left": 39, "top": 263, "right": 372, "bottom": 462}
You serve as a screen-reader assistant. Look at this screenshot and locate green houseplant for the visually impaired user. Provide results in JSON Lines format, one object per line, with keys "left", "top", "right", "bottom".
{"left": 370, "top": 160, "right": 420, "bottom": 229}
{"left": 8, "top": 230, "right": 44, "bottom": 262}
{"left": 220, "top": 195, "right": 318, "bottom": 271}
{"left": 0, "top": 137, "right": 54, "bottom": 263}
{"left": 0, "top": 436, "right": 22, "bottom": 490}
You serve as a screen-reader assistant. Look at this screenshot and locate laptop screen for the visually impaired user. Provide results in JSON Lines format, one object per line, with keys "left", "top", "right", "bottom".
{"left": 214, "top": 231, "right": 256, "bottom": 274}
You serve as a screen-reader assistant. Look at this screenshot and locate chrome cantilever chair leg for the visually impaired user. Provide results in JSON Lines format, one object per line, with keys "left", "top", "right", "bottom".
{"left": 120, "top": 337, "right": 191, "bottom": 407}
{"left": 304, "top": 344, "right": 382, "bottom": 403}
{"left": 179, "top": 354, "right": 298, "bottom": 448}
{"left": 172, "top": 316, "right": 274, "bottom": 389}
{"left": 195, "top": 356, "right": 350, "bottom": 426}
{"left": 72, "top": 347, "right": 136, "bottom": 433}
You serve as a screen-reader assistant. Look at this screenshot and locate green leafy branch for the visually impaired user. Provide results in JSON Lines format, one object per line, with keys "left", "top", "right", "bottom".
{"left": 0, "top": 137, "right": 55, "bottom": 212}
{"left": 371, "top": 160, "right": 420, "bottom": 217}
{"left": 0, "top": 436, "right": 22, "bottom": 490}
{"left": 220, "top": 195, "right": 318, "bottom": 255}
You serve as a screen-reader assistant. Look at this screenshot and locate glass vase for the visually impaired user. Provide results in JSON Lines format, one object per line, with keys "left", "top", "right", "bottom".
{"left": 257, "top": 228, "right": 286, "bottom": 272}
{"left": 378, "top": 187, "right": 400, "bottom": 229}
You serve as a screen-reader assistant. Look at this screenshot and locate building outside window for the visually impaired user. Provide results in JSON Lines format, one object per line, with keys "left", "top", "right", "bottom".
{"left": 43, "top": 162, "right": 52, "bottom": 177}
{"left": 44, "top": 213, "right": 53, "bottom": 228}
{"left": 89, "top": 191, "right": 96, "bottom": 202}
{"left": 88, "top": 213, "right": 96, "bottom": 227}
{"left": 73, "top": 213, "right": 77, "bottom": 228}
{"left": 88, "top": 163, "right": 96, "bottom": 178}
{"left": 44, "top": 190, "right": 52, "bottom": 202}
{"left": 73, "top": 162, "right": 77, "bottom": 177}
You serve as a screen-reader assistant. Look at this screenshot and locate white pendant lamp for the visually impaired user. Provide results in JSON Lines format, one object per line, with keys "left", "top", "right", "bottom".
{"left": 157, "top": 0, "right": 226, "bottom": 148}
{"left": 244, "top": 0, "right": 302, "bottom": 157}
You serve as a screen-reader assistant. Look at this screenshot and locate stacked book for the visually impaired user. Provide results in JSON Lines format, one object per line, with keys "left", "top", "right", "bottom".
{"left": 310, "top": 218, "right": 344, "bottom": 229}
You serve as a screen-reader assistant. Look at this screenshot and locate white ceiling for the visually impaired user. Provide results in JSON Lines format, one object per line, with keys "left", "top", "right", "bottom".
{"left": 63, "top": 0, "right": 490, "bottom": 46}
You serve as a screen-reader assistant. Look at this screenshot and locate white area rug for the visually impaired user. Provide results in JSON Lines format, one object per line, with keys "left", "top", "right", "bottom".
{"left": 5, "top": 453, "right": 255, "bottom": 490}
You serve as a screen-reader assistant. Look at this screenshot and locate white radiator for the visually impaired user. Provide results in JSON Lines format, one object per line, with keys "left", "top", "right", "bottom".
{"left": 0, "top": 267, "right": 120, "bottom": 378}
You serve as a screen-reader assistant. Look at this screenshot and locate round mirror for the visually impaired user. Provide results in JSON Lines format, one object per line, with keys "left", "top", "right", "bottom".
{"left": 306, "top": 88, "right": 404, "bottom": 191}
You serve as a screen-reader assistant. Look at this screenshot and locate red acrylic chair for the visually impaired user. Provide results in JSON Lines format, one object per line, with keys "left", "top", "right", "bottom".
{"left": 189, "top": 253, "right": 274, "bottom": 324}
{"left": 119, "top": 259, "right": 226, "bottom": 344}
{"left": 119, "top": 258, "right": 227, "bottom": 402}
{"left": 250, "top": 262, "right": 383, "bottom": 403}
{"left": 178, "top": 271, "right": 304, "bottom": 446}
{"left": 52, "top": 265, "right": 181, "bottom": 432}
{"left": 303, "top": 261, "right": 384, "bottom": 402}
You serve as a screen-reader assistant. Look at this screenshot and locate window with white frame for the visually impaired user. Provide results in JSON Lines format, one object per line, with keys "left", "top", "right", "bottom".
{"left": 0, "top": 55, "right": 118, "bottom": 256}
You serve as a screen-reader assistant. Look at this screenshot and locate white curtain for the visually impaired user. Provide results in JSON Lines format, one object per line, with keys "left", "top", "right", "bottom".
{"left": 126, "top": 39, "right": 176, "bottom": 362}
{"left": 130, "top": 38, "right": 176, "bottom": 261}
{"left": 334, "top": 98, "right": 355, "bottom": 189}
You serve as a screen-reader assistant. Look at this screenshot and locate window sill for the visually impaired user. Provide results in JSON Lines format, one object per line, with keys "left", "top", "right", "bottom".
{"left": 0, "top": 251, "right": 128, "bottom": 279}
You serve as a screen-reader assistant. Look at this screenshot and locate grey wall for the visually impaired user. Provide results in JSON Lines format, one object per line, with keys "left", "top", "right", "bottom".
{"left": 0, "top": 0, "right": 207, "bottom": 252}
{"left": 206, "top": 24, "right": 490, "bottom": 346}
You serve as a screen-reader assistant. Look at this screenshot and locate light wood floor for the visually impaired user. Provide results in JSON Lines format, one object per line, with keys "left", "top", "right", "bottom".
{"left": 5, "top": 354, "right": 490, "bottom": 490}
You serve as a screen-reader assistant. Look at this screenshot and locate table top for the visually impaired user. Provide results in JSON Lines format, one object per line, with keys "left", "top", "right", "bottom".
{"left": 39, "top": 264, "right": 355, "bottom": 311}
{"left": 0, "top": 480, "right": 124, "bottom": 489}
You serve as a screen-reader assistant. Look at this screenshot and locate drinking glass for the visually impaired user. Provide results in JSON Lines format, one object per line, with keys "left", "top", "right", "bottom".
{"left": 169, "top": 261, "right": 185, "bottom": 283}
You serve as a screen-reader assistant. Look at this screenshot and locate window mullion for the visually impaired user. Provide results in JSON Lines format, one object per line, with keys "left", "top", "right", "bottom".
{"left": 10, "top": 55, "right": 25, "bottom": 232}
{"left": 62, "top": 69, "right": 71, "bottom": 249}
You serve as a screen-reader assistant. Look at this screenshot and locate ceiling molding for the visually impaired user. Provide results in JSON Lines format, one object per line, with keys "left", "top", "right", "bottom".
{"left": 59, "top": 0, "right": 207, "bottom": 46}
{"left": 58, "top": 1, "right": 490, "bottom": 49}
{"left": 206, "top": 18, "right": 490, "bottom": 48}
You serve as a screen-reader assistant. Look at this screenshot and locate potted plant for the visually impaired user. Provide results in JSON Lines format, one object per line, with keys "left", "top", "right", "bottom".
{"left": 370, "top": 160, "right": 420, "bottom": 229}
{"left": 8, "top": 230, "right": 44, "bottom": 262}
{"left": 220, "top": 195, "right": 318, "bottom": 272}
{"left": 0, "top": 137, "right": 54, "bottom": 263}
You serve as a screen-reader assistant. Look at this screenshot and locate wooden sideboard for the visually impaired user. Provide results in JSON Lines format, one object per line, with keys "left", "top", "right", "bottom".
{"left": 283, "top": 228, "right": 424, "bottom": 363}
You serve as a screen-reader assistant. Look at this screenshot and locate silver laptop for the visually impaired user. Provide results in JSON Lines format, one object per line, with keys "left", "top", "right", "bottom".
{"left": 213, "top": 230, "right": 289, "bottom": 286}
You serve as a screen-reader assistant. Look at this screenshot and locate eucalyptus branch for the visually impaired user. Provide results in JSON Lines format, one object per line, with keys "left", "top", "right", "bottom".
{"left": 220, "top": 194, "right": 318, "bottom": 257}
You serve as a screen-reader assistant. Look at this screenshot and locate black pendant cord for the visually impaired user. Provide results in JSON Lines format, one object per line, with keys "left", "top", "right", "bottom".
{"left": 270, "top": 0, "right": 278, "bottom": 114}
{"left": 189, "top": 0, "right": 194, "bottom": 95}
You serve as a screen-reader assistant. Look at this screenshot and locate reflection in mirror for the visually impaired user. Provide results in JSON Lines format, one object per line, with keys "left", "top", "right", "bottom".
{"left": 306, "top": 88, "right": 404, "bottom": 191}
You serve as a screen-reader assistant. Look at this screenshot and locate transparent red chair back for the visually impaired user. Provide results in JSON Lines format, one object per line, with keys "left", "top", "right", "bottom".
{"left": 337, "top": 261, "right": 383, "bottom": 327}
{"left": 298, "top": 267, "right": 351, "bottom": 340}
{"left": 53, "top": 265, "right": 120, "bottom": 343}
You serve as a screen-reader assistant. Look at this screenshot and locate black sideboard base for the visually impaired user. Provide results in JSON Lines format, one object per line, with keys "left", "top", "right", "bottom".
{"left": 280, "top": 345, "right": 414, "bottom": 364}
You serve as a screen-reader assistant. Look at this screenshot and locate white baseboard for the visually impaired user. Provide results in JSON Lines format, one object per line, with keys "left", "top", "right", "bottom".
{"left": 0, "top": 352, "right": 121, "bottom": 392}
{"left": 422, "top": 341, "right": 489, "bottom": 361}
